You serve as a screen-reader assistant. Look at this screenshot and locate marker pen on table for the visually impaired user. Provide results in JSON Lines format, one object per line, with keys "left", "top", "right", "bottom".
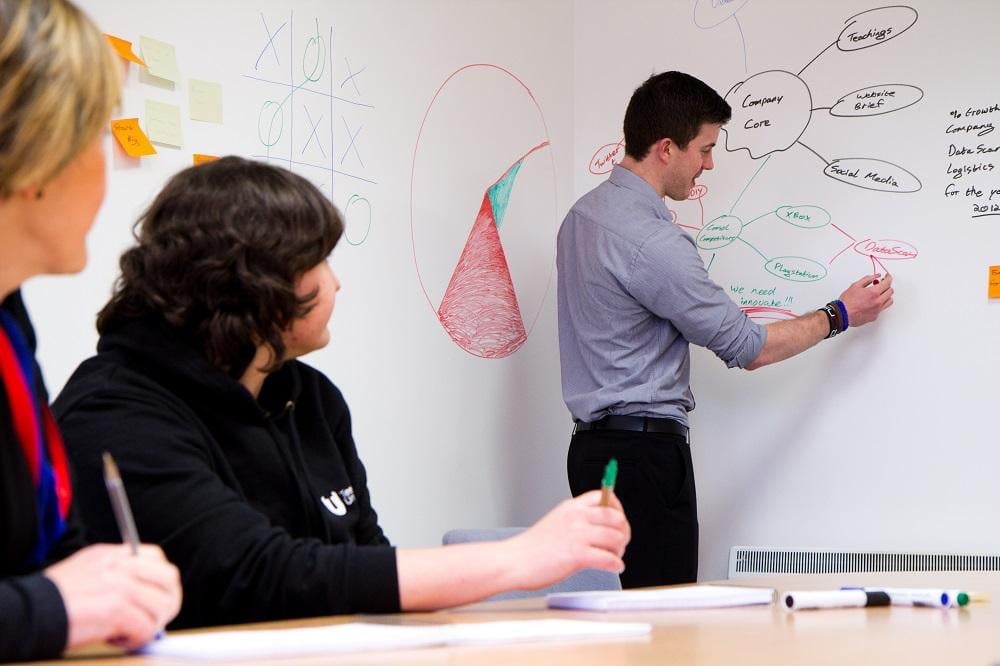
{"left": 944, "top": 590, "right": 981, "bottom": 607}
{"left": 599, "top": 458, "right": 618, "bottom": 508}
{"left": 957, "top": 592, "right": 990, "bottom": 605}
{"left": 783, "top": 590, "right": 890, "bottom": 611}
{"left": 842, "top": 587, "right": 950, "bottom": 608}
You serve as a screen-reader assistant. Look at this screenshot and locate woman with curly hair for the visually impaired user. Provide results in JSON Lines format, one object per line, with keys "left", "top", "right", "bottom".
{"left": 0, "top": 0, "right": 180, "bottom": 660}
{"left": 55, "top": 156, "right": 630, "bottom": 629}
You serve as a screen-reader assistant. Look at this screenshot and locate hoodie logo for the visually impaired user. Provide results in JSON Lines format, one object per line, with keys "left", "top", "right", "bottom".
{"left": 320, "top": 487, "right": 356, "bottom": 516}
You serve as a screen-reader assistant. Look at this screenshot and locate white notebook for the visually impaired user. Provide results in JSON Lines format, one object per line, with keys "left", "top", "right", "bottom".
{"left": 141, "top": 619, "right": 651, "bottom": 661}
{"left": 546, "top": 584, "right": 775, "bottom": 611}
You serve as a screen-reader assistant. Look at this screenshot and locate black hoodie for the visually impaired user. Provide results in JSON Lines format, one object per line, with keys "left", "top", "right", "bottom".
{"left": 53, "top": 315, "right": 399, "bottom": 629}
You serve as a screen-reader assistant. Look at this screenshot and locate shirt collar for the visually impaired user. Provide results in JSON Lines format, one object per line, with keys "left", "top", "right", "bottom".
{"left": 608, "top": 164, "right": 671, "bottom": 213}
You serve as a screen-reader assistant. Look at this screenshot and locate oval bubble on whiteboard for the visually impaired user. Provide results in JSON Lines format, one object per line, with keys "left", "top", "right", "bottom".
{"left": 697, "top": 215, "right": 743, "bottom": 250}
{"left": 724, "top": 70, "right": 812, "bottom": 158}
{"left": 837, "top": 6, "right": 918, "bottom": 52}
{"left": 830, "top": 84, "right": 924, "bottom": 117}
{"left": 853, "top": 238, "right": 918, "bottom": 261}
{"left": 688, "top": 183, "right": 709, "bottom": 200}
{"left": 764, "top": 256, "right": 827, "bottom": 282}
{"left": 775, "top": 205, "right": 831, "bottom": 229}
{"left": 693, "top": 0, "right": 752, "bottom": 28}
{"left": 589, "top": 141, "right": 624, "bottom": 175}
{"left": 823, "top": 158, "right": 922, "bottom": 193}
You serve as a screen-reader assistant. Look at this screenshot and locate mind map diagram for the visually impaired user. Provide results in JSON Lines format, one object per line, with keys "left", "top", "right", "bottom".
{"left": 589, "top": 4, "right": 922, "bottom": 321}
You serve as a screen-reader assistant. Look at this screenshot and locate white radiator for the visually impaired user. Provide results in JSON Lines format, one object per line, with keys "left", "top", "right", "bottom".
{"left": 728, "top": 547, "right": 1000, "bottom": 578}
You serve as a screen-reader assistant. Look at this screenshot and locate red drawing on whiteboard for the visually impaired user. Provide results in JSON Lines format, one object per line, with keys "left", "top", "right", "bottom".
{"left": 436, "top": 142, "right": 548, "bottom": 358}
{"left": 411, "top": 63, "right": 557, "bottom": 359}
{"left": 589, "top": 140, "right": 625, "bottom": 175}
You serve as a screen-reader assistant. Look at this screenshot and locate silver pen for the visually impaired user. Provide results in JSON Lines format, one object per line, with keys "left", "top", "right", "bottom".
{"left": 102, "top": 452, "right": 140, "bottom": 554}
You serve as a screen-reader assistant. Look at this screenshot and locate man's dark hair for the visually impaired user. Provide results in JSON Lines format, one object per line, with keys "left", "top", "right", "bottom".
{"left": 98, "top": 156, "right": 344, "bottom": 378}
{"left": 623, "top": 71, "right": 731, "bottom": 160}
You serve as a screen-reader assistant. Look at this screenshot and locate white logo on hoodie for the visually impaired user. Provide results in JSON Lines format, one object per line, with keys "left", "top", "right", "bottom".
{"left": 320, "top": 487, "right": 355, "bottom": 516}
{"left": 320, "top": 491, "right": 347, "bottom": 516}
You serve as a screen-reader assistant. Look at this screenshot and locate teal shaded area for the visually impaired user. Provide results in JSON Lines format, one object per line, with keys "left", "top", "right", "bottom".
{"left": 487, "top": 160, "right": 524, "bottom": 229}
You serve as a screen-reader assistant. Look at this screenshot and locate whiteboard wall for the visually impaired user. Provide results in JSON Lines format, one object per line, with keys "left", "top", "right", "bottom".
{"left": 576, "top": 0, "right": 1000, "bottom": 578}
{"left": 22, "top": 0, "right": 1000, "bottom": 581}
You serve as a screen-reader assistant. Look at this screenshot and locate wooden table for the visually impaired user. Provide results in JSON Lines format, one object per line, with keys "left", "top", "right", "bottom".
{"left": 46, "top": 571, "right": 1000, "bottom": 665}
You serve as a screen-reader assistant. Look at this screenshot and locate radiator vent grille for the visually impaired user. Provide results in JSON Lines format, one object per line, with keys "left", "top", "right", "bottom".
{"left": 729, "top": 547, "right": 1000, "bottom": 578}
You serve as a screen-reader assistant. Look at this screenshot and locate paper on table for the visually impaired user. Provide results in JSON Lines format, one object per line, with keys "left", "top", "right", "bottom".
{"left": 441, "top": 619, "right": 650, "bottom": 646}
{"left": 546, "top": 584, "right": 775, "bottom": 611}
{"left": 141, "top": 619, "right": 651, "bottom": 661}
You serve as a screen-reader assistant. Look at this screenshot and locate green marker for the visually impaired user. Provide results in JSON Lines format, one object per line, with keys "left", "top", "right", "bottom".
{"left": 600, "top": 458, "right": 618, "bottom": 507}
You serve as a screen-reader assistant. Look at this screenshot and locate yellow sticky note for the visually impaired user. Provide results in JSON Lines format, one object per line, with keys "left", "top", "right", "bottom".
{"left": 110, "top": 118, "right": 156, "bottom": 157}
{"left": 104, "top": 34, "right": 146, "bottom": 66}
{"left": 990, "top": 266, "right": 1000, "bottom": 299}
{"left": 193, "top": 153, "right": 219, "bottom": 165}
{"left": 145, "top": 99, "right": 182, "bottom": 147}
{"left": 138, "top": 36, "right": 179, "bottom": 82}
{"left": 189, "top": 80, "right": 223, "bottom": 124}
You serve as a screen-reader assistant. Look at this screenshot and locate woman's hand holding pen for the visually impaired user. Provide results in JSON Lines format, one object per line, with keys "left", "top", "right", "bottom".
{"left": 508, "top": 490, "right": 631, "bottom": 591}
{"left": 44, "top": 543, "right": 181, "bottom": 651}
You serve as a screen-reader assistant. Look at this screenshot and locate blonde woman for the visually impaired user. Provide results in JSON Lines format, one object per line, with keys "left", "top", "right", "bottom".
{"left": 0, "top": 0, "right": 180, "bottom": 660}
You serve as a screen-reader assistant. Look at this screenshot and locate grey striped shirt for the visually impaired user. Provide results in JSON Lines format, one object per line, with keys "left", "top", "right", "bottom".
{"left": 557, "top": 165, "right": 766, "bottom": 425}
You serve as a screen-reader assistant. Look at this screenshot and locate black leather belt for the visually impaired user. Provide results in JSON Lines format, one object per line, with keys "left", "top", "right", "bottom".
{"left": 574, "top": 415, "right": 688, "bottom": 437}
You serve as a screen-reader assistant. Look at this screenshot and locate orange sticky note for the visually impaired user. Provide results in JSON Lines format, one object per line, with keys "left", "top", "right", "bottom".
{"left": 110, "top": 118, "right": 156, "bottom": 157}
{"left": 990, "top": 266, "right": 1000, "bottom": 299}
{"left": 193, "top": 153, "right": 219, "bottom": 165}
{"left": 104, "top": 34, "right": 146, "bottom": 66}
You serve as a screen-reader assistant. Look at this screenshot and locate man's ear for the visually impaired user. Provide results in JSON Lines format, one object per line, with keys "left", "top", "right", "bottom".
{"left": 655, "top": 137, "right": 674, "bottom": 164}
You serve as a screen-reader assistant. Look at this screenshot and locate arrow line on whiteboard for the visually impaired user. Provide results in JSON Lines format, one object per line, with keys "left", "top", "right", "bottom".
{"left": 729, "top": 154, "right": 772, "bottom": 215}
{"left": 796, "top": 141, "right": 830, "bottom": 167}
{"left": 830, "top": 223, "right": 856, "bottom": 242}
{"left": 742, "top": 209, "right": 776, "bottom": 229}
{"left": 732, "top": 14, "right": 748, "bottom": 74}
{"left": 829, "top": 242, "right": 854, "bottom": 265}
{"left": 738, "top": 238, "right": 770, "bottom": 261}
{"left": 798, "top": 40, "right": 836, "bottom": 77}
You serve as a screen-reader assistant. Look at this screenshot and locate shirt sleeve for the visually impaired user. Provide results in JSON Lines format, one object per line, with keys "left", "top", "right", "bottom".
{"left": 57, "top": 390, "right": 400, "bottom": 629}
{"left": 627, "top": 226, "right": 766, "bottom": 368}
{"left": 0, "top": 573, "right": 68, "bottom": 662}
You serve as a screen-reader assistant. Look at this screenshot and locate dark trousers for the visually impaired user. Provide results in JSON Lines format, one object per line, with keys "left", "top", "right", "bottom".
{"left": 567, "top": 428, "right": 698, "bottom": 588}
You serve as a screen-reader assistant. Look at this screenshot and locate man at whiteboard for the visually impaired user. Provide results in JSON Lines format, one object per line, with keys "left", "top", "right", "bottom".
{"left": 557, "top": 71, "right": 894, "bottom": 588}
